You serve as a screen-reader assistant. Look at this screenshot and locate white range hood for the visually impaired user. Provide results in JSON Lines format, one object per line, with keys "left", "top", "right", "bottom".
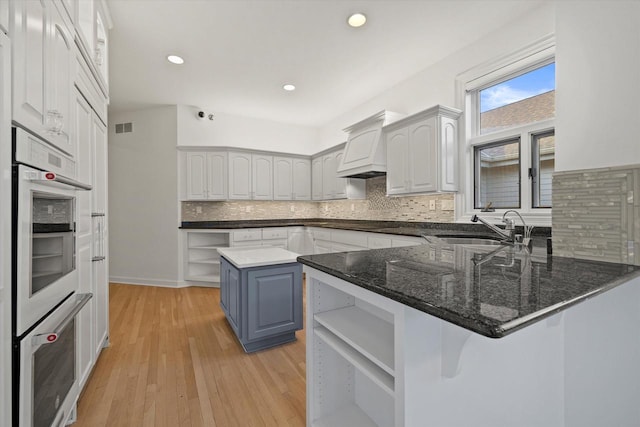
{"left": 337, "top": 110, "right": 405, "bottom": 178}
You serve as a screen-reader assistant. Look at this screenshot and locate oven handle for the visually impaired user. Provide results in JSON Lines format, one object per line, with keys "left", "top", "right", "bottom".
{"left": 32, "top": 293, "right": 93, "bottom": 347}
{"left": 26, "top": 170, "right": 92, "bottom": 191}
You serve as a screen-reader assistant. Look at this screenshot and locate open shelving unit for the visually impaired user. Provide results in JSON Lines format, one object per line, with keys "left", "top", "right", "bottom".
{"left": 308, "top": 275, "right": 397, "bottom": 427}
{"left": 184, "top": 231, "right": 230, "bottom": 285}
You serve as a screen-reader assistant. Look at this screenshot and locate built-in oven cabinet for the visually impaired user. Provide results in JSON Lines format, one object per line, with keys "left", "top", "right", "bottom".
{"left": 11, "top": 0, "right": 76, "bottom": 158}
{"left": 18, "top": 293, "right": 91, "bottom": 427}
{"left": 15, "top": 163, "right": 80, "bottom": 336}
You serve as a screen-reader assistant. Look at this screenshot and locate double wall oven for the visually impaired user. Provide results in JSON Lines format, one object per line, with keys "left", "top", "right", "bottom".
{"left": 12, "top": 127, "right": 92, "bottom": 427}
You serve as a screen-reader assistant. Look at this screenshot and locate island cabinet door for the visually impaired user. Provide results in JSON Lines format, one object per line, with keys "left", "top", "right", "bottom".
{"left": 246, "top": 265, "right": 302, "bottom": 341}
{"left": 220, "top": 258, "right": 241, "bottom": 337}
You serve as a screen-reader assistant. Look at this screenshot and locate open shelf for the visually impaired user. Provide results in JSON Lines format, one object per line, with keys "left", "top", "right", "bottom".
{"left": 184, "top": 231, "right": 230, "bottom": 285}
{"left": 32, "top": 253, "right": 63, "bottom": 259}
{"left": 314, "top": 305, "right": 394, "bottom": 375}
{"left": 314, "top": 326, "right": 394, "bottom": 396}
{"left": 312, "top": 404, "right": 379, "bottom": 427}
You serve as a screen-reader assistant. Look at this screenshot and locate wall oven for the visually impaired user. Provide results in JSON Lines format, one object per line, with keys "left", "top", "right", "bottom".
{"left": 12, "top": 127, "right": 92, "bottom": 427}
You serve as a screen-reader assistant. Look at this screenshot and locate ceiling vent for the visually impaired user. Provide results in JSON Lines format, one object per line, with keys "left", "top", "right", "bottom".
{"left": 115, "top": 122, "right": 134, "bottom": 134}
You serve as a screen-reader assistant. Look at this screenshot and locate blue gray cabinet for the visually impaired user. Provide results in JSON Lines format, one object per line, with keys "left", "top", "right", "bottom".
{"left": 219, "top": 256, "right": 303, "bottom": 352}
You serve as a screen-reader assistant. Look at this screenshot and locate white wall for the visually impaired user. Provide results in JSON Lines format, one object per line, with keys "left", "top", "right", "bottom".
{"left": 108, "top": 106, "right": 180, "bottom": 287}
{"left": 176, "top": 105, "right": 319, "bottom": 155}
{"left": 317, "top": 4, "right": 556, "bottom": 151}
{"left": 555, "top": 1, "right": 640, "bottom": 172}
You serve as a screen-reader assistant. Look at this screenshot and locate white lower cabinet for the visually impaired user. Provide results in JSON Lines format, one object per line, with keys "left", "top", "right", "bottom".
{"left": 307, "top": 269, "right": 397, "bottom": 427}
{"left": 184, "top": 230, "right": 230, "bottom": 285}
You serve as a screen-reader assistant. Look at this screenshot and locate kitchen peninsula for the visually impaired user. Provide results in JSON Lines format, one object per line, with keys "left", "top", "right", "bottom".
{"left": 298, "top": 241, "right": 640, "bottom": 427}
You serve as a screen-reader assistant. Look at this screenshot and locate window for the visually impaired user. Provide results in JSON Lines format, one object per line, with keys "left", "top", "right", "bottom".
{"left": 464, "top": 50, "right": 555, "bottom": 218}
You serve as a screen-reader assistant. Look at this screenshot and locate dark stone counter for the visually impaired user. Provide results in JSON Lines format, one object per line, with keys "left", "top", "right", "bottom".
{"left": 297, "top": 243, "right": 640, "bottom": 338}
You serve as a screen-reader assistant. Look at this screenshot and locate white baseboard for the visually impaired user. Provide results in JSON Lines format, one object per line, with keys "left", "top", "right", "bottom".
{"left": 109, "top": 276, "right": 219, "bottom": 289}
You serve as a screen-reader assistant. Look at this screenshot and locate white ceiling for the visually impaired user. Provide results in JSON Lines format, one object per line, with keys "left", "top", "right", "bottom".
{"left": 107, "top": 0, "right": 546, "bottom": 127}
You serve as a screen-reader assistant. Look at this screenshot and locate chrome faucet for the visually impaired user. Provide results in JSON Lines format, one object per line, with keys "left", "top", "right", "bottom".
{"left": 470, "top": 214, "right": 515, "bottom": 243}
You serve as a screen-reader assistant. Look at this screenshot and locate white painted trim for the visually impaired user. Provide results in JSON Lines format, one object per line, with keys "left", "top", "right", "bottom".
{"left": 109, "top": 276, "right": 185, "bottom": 288}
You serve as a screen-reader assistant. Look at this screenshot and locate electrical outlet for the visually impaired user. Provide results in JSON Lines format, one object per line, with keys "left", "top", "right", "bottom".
{"left": 429, "top": 200, "right": 436, "bottom": 211}
{"left": 245, "top": 206, "right": 252, "bottom": 213}
{"left": 351, "top": 203, "right": 355, "bottom": 212}
{"left": 290, "top": 205, "right": 295, "bottom": 212}
{"left": 47, "top": 205, "right": 53, "bottom": 214}
{"left": 324, "top": 205, "right": 328, "bottom": 212}
{"left": 196, "top": 206, "right": 202, "bottom": 214}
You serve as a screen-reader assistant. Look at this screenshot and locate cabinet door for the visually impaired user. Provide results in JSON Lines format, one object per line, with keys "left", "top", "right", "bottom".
{"left": 311, "top": 157, "right": 323, "bottom": 200}
{"left": 386, "top": 127, "right": 410, "bottom": 195}
{"left": 333, "top": 150, "right": 348, "bottom": 199}
{"left": 292, "top": 158, "right": 311, "bottom": 200}
{"left": 228, "top": 151, "right": 252, "bottom": 199}
{"left": 93, "top": 258, "right": 108, "bottom": 358}
{"left": 273, "top": 156, "right": 293, "bottom": 200}
{"left": 206, "top": 152, "right": 227, "bottom": 200}
{"left": 12, "top": 0, "right": 48, "bottom": 136}
{"left": 246, "top": 265, "right": 302, "bottom": 341}
{"left": 227, "top": 263, "right": 241, "bottom": 337}
{"left": 92, "top": 114, "right": 107, "bottom": 214}
{"left": 75, "top": 89, "right": 93, "bottom": 186}
{"left": 408, "top": 117, "right": 438, "bottom": 193}
{"left": 185, "top": 152, "right": 207, "bottom": 200}
{"left": 220, "top": 258, "right": 230, "bottom": 315}
{"left": 252, "top": 154, "right": 273, "bottom": 200}
{"left": 0, "top": 0, "right": 8, "bottom": 34}
{"left": 322, "top": 154, "right": 336, "bottom": 199}
{"left": 94, "top": 3, "right": 109, "bottom": 89}
{"left": 47, "top": 5, "right": 74, "bottom": 156}
{"left": 439, "top": 116, "right": 458, "bottom": 192}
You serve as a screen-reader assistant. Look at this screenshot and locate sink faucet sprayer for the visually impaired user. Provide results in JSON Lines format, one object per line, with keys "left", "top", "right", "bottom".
{"left": 471, "top": 210, "right": 534, "bottom": 248}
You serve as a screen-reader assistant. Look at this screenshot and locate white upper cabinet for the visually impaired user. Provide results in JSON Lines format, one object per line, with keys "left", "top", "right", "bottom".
{"left": 12, "top": 0, "right": 75, "bottom": 157}
{"left": 251, "top": 154, "right": 273, "bottom": 200}
{"left": 228, "top": 151, "right": 252, "bottom": 199}
{"left": 311, "top": 157, "right": 323, "bottom": 200}
{"left": 292, "top": 157, "right": 311, "bottom": 200}
{"left": 273, "top": 156, "right": 293, "bottom": 200}
{"left": 384, "top": 105, "right": 461, "bottom": 195}
{"left": 185, "top": 151, "right": 227, "bottom": 200}
{"left": 313, "top": 146, "right": 365, "bottom": 201}
{"left": 75, "top": 0, "right": 110, "bottom": 94}
{"left": 228, "top": 152, "right": 272, "bottom": 200}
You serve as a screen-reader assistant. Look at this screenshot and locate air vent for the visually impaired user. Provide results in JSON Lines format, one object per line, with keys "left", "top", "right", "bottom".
{"left": 115, "top": 122, "right": 133, "bottom": 134}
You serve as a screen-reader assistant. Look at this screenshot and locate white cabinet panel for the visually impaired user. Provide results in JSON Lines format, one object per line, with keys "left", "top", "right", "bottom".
{"left": 273, "top": 156, "right": 293, "bottom": 200}
{"left": 13, "top": 0, "right": 75, "bottom": 156}
{"left": 384, "top": 105, "right": 461, "bottom": 195}
{"left": 312, "top": 157, "right": 323, "bottom": 200}
{"left": 408, "top": 117, "right": 437, "bottom": 193}
{"left": 228, "top": 151, "right": 252, "bottom": 199}
{"left": 92, "top": 114, "right": 107, "bottom": 214}
{"left": 292, "top": 157, "right": 311, "bottom": 200}
{"left": 185, "top": 151, "right": 227, "bottom": 200}
{"left": 252, "top": 154, "right": 272, "bottom": 200}
{"left": 0, "top": 0, "right": 8, "bottom": 34}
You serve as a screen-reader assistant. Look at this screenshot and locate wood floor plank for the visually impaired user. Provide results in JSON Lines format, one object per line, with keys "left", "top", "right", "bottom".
{"left": 75, "top": 283, "right": 306, "bottom": 427}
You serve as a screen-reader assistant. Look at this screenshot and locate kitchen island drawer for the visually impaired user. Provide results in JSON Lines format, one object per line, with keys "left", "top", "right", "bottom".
{"left": 262, "top": 227, "right": 289, "bottom": 240}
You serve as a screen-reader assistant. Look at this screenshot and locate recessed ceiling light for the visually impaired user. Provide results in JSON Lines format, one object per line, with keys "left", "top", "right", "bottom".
{"left": 167, "top": 55, "right": 184, "bottom": 65}
{"left": 347, "top": 13, "right": 367, "bottom": 28}
{"left": 283, "top": 84, "right": 296, "bottom": 91}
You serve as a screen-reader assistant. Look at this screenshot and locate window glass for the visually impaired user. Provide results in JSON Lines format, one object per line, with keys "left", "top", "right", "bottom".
{"left": 475, "top": 140, "right": 520, "bottom": 209}
{"left": 532, "top": 131, "right": 555, "bottom": 208}
{"left": 479, "top": 63, "right": 555, "bottom": 134}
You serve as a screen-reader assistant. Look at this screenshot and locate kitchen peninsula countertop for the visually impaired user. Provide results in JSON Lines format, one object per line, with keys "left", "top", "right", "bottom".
{"left": 297, "top": 242, "right": 640, "bottom": 338}
{"left": 180, "top": 218, "right": 551, "bottom": 238}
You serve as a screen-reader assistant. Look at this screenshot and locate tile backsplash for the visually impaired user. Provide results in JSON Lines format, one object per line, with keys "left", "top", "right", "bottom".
{"left": 552, "top": 164, "right": 640, "bottom": 266}
{"left": 182, "top": 176, "right": 455, "bottom": 223}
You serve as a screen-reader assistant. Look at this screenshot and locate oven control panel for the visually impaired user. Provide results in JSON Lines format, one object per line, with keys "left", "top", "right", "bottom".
{"left": 14, "top": 127, "right": 76, "bottom": 179}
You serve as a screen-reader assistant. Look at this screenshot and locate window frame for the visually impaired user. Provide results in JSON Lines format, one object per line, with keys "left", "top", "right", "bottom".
{"left": 473, "top": 137, "right": 522, "bottom": 210}
{"left": 455, "top": 36, "right": 555, "bottom": 227}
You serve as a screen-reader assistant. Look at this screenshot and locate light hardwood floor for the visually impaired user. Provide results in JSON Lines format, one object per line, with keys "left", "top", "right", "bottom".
{"left": 74, "top": 283, "right": 306, "bottom": 427}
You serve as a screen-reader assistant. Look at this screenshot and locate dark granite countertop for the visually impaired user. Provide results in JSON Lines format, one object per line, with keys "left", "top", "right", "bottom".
{"left": 297, "top": 243, "right": 640, "bottom": 338}
{"left": 180, "top": 219, "right": 551, "bottom": 238}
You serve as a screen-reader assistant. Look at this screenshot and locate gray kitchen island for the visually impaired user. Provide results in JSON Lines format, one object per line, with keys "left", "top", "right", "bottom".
{"left": 218, "top": 247, "right": 303, "bottom": 353}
